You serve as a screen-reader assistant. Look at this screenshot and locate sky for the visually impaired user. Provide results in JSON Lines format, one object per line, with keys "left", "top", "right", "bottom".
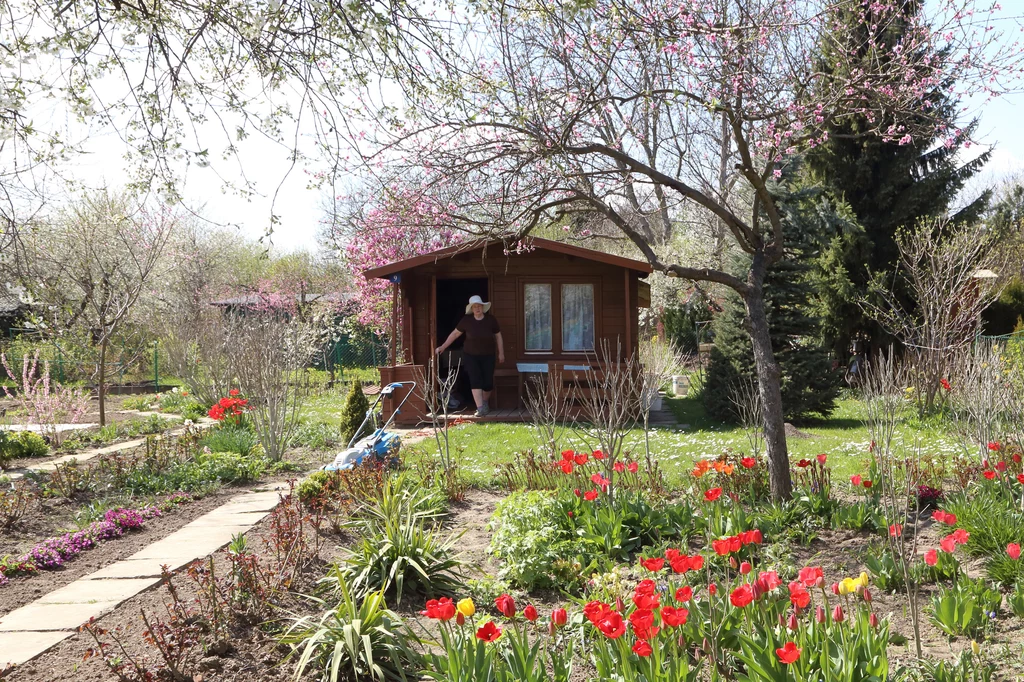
{"left": 25, "top": 3, "right": 1024, "bottom": 255}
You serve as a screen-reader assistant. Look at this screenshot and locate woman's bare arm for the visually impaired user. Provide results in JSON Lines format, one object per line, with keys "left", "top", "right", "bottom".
{"left": 436, "top": 329, "right": 463, "bottom": 354}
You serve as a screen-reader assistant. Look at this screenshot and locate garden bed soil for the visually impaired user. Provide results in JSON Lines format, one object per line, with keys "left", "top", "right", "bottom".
{"left": 7, "top": 486, "right": 1024, "bottom": 681}
{"left": 0, "top": 488, "right": 240, "bottom": 616}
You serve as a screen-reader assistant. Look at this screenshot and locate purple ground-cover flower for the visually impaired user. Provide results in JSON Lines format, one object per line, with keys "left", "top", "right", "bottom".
{"left": 0, "top": 504, "right": 162, "bottom": 586}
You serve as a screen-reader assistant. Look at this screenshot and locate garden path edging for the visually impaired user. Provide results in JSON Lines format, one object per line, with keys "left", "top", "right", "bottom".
{"left": 0, "top": 484, "right": 285, "bottom": 669}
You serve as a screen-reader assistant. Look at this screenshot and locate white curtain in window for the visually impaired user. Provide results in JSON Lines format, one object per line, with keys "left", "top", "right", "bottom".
{"left": 562, "top": 283, "right": 595, "bottom": 351}
{"left": 524, "top": 283, "right": 552, "bottom": 351}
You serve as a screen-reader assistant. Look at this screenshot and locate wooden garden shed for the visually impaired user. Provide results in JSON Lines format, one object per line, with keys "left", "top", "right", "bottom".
{"left": 365, "top": 238, "right": 653, "bottom": 425}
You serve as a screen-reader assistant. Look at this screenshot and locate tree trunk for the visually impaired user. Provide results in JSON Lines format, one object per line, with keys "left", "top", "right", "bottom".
{"left": 742, "top": 266, "right": 792, "bottom": 501}
{"left": 98, "top": 337, "right": 107, "bottom": 427}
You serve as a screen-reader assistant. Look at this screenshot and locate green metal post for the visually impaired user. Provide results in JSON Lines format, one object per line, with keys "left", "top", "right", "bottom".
{"left": 153, "top": 344, "right": 159, "bottom": 388}
{"left": 57, "top": 348, "right": 64, "bottom": 383}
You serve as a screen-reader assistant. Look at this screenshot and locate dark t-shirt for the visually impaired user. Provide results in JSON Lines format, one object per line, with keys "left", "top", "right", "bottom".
{"left": 456, "top": 313, "right": 501, "bottom": 355}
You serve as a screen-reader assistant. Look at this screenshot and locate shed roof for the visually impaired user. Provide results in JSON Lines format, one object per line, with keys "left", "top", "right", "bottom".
{"left": 363, "top": 237, "right": 654, "bottom": 280}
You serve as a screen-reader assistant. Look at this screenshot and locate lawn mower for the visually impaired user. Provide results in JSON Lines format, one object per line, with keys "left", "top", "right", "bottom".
{"left": 324, "top": 381, "right": 416, "bottom": 471}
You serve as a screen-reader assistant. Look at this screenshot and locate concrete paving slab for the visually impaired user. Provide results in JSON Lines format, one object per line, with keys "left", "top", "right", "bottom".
{"left": 84, "top": 558, "right": 180, "bottom": 580}
{"left": 215, "top": 495, "right": 282, "bottom": 514}
{"left": 0, "top": 601, "right": 120, "bottom": 631}
{"left": 37, "top": 578, "right": 160, "bottom": 605}
{"left": 0, "top": 630, "right": 75, "bottom": 667}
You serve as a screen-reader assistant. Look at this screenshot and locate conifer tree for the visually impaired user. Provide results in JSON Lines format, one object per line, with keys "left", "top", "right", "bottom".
{"left": 806, "top": 1, "right": 990, "bottom": 354}
{"left": 705, "top": 182, "right": 845, "bottom": 422}
{"left": 339, "top": 380, "right": 370, "bottom": 445}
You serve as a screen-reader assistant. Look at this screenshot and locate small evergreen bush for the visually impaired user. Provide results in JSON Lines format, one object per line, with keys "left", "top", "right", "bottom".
{"left": 339, "top": 380, "right": 370, "bottom": 444}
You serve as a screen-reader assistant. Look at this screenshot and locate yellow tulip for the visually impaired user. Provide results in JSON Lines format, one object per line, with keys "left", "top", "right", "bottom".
{"left": 457, "top": 598, "right": 475, "bottom": 618}
{"left": 971, "top": 640, "right": 981, "bottom": 655}
{"left": 839, "top": 578, "right": 857, "bottom": 595}
{"left": 857, "top": 572, "right": 870, "bottom": 589}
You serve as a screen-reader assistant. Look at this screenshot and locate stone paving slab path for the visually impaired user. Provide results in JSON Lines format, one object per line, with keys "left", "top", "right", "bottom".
{"left": 4, "top": 417, "right": 217, "bottom": 481}
{"left": 0, "top": 484, "right": 286, "bottom": 669}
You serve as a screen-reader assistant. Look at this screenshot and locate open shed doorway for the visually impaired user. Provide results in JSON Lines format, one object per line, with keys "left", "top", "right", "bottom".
{"left": 435, "top": 277, "right": 489, "bottom": 412}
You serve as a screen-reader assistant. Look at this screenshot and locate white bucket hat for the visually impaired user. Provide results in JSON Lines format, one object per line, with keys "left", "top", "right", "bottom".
{"left": 466, "top": 294, "right": 491, "bottom": 314}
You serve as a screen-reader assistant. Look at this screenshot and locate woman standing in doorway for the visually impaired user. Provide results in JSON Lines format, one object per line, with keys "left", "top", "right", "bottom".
{"left": 435, "top": 295, "right": 505, "bottom": 416}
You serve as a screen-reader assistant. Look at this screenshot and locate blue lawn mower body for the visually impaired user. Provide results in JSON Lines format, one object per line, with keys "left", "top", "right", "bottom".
{"left": 323, "top": 381, "right": 416, "bottom": 471}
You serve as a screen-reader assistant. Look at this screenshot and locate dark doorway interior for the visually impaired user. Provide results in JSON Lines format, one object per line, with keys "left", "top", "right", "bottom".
{"left": 435, "top": 278, "right": 489, "bottom": 411}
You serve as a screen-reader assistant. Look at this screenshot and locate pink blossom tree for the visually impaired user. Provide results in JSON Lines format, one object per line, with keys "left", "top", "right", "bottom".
{"left": 329, "top": 187, "right": 462, "bottom": 334}
{"left": 353, "top": 0, "right": 1023, "bottom": 499}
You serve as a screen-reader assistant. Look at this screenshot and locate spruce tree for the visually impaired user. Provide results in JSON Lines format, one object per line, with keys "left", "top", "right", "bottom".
{"left": 704, "top": 181, "right": 844, "bottom": 423}
{"left": 339, "top": 380, "right": 370, "bottom": 445}
{"left": 806, "top": 1, "right": 990, "bottom": 355}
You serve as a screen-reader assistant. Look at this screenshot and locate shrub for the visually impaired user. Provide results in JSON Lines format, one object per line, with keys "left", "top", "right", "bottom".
{"left": 281, "top": 572, "right": 422, "bottom": 682}
{"left": 0, "top": 430, "right": 49, "bottom": 465}
{"left": 339, "top": 380, "right": 371, "bottom": 445}
{"left": 1009, "top": 581, "right": 1024, "bottom": 618}
{"left": 199, "top": 425, "right": 259, "bottom": 457}
{"left": 338, "top": 474, "right": 460, "bottom": 604}
{"left": 195, "top": 451, "right": 266, "bottom": 484}
{"left": 911, "top": 651, "right": 993, "bottom": 682}
{"left": 489, "top": 491, "right": 579, "bottom": 590}
{"left": 942, "top": 489, "right": 1024, "bottom": 558}
{"left": 928, "top": 577, "right": 1002, "bottom": 639}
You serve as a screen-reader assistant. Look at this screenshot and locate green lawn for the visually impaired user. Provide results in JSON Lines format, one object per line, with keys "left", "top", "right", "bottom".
{"left": 405, "top": 394, "right": 963, "bottom": 488}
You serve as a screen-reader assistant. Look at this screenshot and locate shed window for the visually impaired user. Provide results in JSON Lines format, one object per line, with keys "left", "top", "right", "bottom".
{"left": 561, "top": 283, "right": 595, "bottom": 351}
{"left": 524, "top": 283, "right": 552, "bottom": 351}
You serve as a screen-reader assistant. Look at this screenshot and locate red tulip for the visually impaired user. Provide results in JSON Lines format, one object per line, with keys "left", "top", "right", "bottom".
{"left": 632, "top": 640, "right": 653, "bottom": 657}
{"left": 889, "top": 523, "right": 903, "bottom": 537}
{"left": 596, "top": 612, "right": 626, "bottom": 639}
{"left": 627, "top": 461, "right": 639, "bottom": 473}
{"left": 831, "top": 582, "right": 841, "bottom": 596}
{"left": 1014, "top": 454, "right": 1022, "bottom": 464}
{"left": 940, "top": 378, "right": 951, "bottom": 391}
{"left": 476, "top": 621, "right": 502, "bottom": 642}
{"left": 940, "top": 536, "right": 957, "bottom": 553}
{"left": 708, "top": 583, "right": 717, "bottom": 596}
{"left": 787, "top": 613, "right": 798, "bottom": 631}
{"left": 815, "top": 605, "right": 826, "bottom": 624}
{"left": 997, "top": 461, "right": 1008, "bottom": 472}
{"left": 851, "top": 474, "right": 862, "bottom": 486}
{"left": 584, "top": 489, "right": 599, "bottom": 501}
{"left": 988, "top": 441, "right": 1001, "bottom": 452}
{"left": 817, "top": 453, "right": 827, "bottom": 464}
{"left": 574, "top": 453, "right": 588, "bottom": 465}
{"left": 640, "top": 557, "right": 665, "bottom": 572}
{"left": 592, "top": 449, "right": 605, "bottom": 460}
{"left": 740, "top": 457, "right": 756, "bottom": 469}
{"left": 730, "top": 584, "right": 754, "bottom": 608}
{"left": 523, "top": 604, "right": 538, "bottom": 622}
{"left": 613, "top": 461, "right": 626, "bottom": 473}
{"left": 983, "top": 470, "right": 997, "bottom": 480}
{"left": 862, "top": 588, "right": 872, "bottom": 603}
{"left": 1008, "top": 543, "right": 1022, "bottom": 560}
{"left": 832, "top": 605, "right": 845, "bottom": 623}
{"left": 661, "top": 606, "right": 688, "bottom": 627}
{"left": 870, "top": 612, "right": 880, "bottom": 628}
{"left": 789, "top": 582, "right": 810, "bottom": 609}
{"left": 551, "top": 608, "right": 568, "bottom": 627}
{"left": 704, "top": 487, "right": 723, "bottom": 502}
{"left": 1018, "top": 474, "right": 1024, "bottom": 485}
{"left": 776, "top": 641, "right": 801, "bottom": 664}
{"left": 675, "top": 586, "right": 693, "bottom": 602}
{"left": 863, "top": 480, "right": 873, "bottom": 488}
{"left": 495, "top": 594, "right": 516, "bottom": 618}
{"left": 798, "top": 566, "right": 823, "bottom": 587}
{"left": 924, "top": 549, "right": 938, "bottom": 566}
{"left": 456, "top": 612, "right": 465, "bottom": 626}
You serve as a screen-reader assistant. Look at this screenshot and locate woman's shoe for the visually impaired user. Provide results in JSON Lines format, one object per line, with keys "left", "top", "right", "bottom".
{"left": 474, "top": 404, "right": 490, "bottom": 417}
